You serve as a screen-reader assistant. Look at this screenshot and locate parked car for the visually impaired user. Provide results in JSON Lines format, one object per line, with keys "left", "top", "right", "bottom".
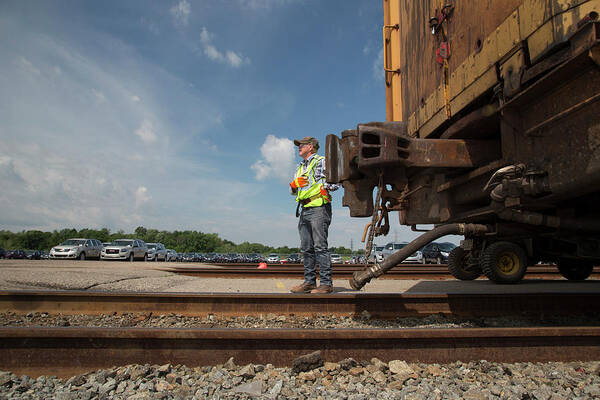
{"left": 146, "top": 242, "right": 167, "bottom": 261}
{"left": 382, "top": 242, "right": 425, "bottom": 264}
{"left": 165, "top": 249, "right": 177, "bottom": 262}
{"left": 422, "top": 242, "right": 457, "bottom": 264}
{"left": 286, "top": 253, "right": 301, "bottom": 263}
{"left": 204, "top": 253, "right": 217, "bottom": 263}
{"left": 0, "top": 248, "right": 5, "bottom": 259}
{"left": 266, "top": 253, "right": 280, "bottom": 263}
{"left": 330, "top": 253, "right": 343, "bottom": 264}
{"left": 50, "top": 238, "right": 103, "bottom": 260}
{"left": 246, "top": 253, "right": 263, "bottom": 263}
{"left": 101, "top": 239, "right": 148, "bottom": 261}
{"left": 25, "top": 250, "right": 41, "bottom": 260}
{"left": 367, "top": 245, "right": 385, "bottom": 263}
{"left": 182, "top": 253, "right": 196, "bottom": 262}
{"left": 225, "top": 253, "right": 239, "bottom": 263}
{"left": 5, "top": 249, "right": 26, "bottom": 259}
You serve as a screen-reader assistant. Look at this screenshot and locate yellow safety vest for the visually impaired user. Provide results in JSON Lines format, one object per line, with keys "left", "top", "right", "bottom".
{"left": 295, "top": 155, "right": 330, "bottom": 208}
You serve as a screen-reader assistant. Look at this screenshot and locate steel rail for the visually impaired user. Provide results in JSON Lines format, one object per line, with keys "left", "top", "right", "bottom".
{"left": 1, "top": 326, "right": 599, "bottom": 378}
{"left": 161, "top": 264, "right": 600, "bottom": 280}
{"left": 2, "top": 291, "right": 600, "bottom": 318}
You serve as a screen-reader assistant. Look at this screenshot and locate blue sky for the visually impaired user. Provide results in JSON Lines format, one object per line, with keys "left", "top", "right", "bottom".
{"left": 0, "top": 0, "right": 440, "bottom": 248}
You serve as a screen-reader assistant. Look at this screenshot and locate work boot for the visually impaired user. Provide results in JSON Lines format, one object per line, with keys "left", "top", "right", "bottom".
{"left": 310, "top": 285, "right": 333, "bottom": 294}
{"left": 290, "top": 282, "right": 316, "bottom": 293}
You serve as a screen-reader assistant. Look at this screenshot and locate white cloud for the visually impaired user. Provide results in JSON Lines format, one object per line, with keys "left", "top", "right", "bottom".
{"left": 170, "top": 0, "right": 191, "bottom": 27}
{"left": 15, "top": 56, "right": 40, "bottom": 75}
{"left": 251, "top": 135, "right": 296, "bottom": 183}
{"left": 198, "top": 27, "right": 249, "bottom": 68}
{"left": 238, "top": 0, "right": 302, "bottom": 10}
{"left": 226, "top": 51, "right": 244, "bottom": 68}
{"left": 92, "top": 88, "right": 106, "bottom": 103}
{"left": 140, "top": 16, "right": 160, "bottom": 35}
{"left": 134, "top": 119, "right": 158, "bottom": 144}
{"left": 373, "top": 47, "right": 384, "bottom": 81}
{"left": 135, "top": 186, "right": 151, "bottom": 208}
{"left": 0, "top": 17, "right": 225, "bottom": 234}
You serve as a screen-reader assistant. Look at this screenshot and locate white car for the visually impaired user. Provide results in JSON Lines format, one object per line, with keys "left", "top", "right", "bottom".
{"left": 50, "top": 238, "right": 102, "bottom": 260}
{"left": 403, "top": 250, "right": 425, "bottom": 264}
{"left": 146, "top": 242, "right": 167, "bottom": 261}
{"left": 368, "top": 245, "right": 385, "bottom": 263}
{"left": 101, "top": 239, "right": 148, "bottom": 261}
{"left": 330, "top": 253, "right": 343, "bottom": 263}
{"left": 382, "top": 242, "right": 425, "bottom": 264}
{"left": 266, "top": 253, "right": 280, "bottom": 263}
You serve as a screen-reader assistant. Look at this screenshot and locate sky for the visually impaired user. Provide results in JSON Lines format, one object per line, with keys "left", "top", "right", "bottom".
{"left": 0, "top": 0, "right": 449, "bottom": 249}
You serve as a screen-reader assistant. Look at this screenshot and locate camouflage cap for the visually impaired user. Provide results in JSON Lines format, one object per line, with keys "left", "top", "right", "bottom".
{"left": 293, "top": 136, "right": 319, "bottom": 150}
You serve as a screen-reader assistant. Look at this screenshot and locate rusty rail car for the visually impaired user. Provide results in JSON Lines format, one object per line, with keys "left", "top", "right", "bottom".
{"left": 326, "top": 0, "right": 600, "bottom": 286}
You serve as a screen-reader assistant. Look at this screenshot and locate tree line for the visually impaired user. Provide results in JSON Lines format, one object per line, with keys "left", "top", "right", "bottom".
{"left": 0, "top": 227, "right": 361, "bottom": 255}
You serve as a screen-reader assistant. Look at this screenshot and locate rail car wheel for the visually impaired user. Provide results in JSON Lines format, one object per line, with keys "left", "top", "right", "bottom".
{"left": 447, "top": 247, "right": 481, "bottom": 280}
{"left": 482, "top": 242, "right": 528, "bottom": 284}
{"left": 557, "top": 259, "right": 594, "bottom": 281}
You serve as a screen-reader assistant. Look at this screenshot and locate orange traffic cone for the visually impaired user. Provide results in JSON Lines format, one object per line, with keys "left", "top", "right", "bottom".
{"left": 257, "top": 262, "right": 267, "bottom": 269}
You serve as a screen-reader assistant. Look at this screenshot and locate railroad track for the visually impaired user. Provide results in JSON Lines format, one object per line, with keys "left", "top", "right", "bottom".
{"left": 3, "top": 290, "right": 600, "bottom": 317}
{"left": 3, "top": 326, "right": 599, "bottom": 378}
{"left": 1, "top": 290, "right": 600, "bottom": 377}
{"left": 160, "top": 263, "right": 600, "bottom": 280}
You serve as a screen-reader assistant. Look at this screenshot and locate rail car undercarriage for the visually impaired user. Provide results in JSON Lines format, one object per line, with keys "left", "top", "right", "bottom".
{"left": 326, "top": 21, "right": 600, "bottom": 287}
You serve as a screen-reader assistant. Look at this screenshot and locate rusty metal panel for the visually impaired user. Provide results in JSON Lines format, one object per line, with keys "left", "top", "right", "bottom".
{"left": 528, "top": 18, "right": 557, "bottom": 61}
{"left": 449, "top": 60, "right": 466, "bottom": 99}
{"left": 402, "top": 1, "right": 597, "bottom": 137}
{"left": 552, "top": 0, "right": 592, "bottom": 13}
{"left": 420, "top": 67, "right": 498, "bottom": 138}
{"left": 526, "top": 0, "right": 599, "bottom": 61}
{"left": 496, "top": 10, "right": 522, "bottom": 59}
{"left": 519, "top": 0, "right": 553, "bottom": 39}
{"left": 500, "top": 49, "right": 528, "bottom": 97}
{"left": 406, "top": 139, "right": 501, "bottom": 168}
{"left": 553, "top": 1, "right": 600, "bottom": 43}
{"left": 452, "top": 67, "right": 498, "bottom": 115}
{"left": 398, "top": 0, "right": 522, "bottom": 126}
{"left": 407, "top": 112, "right": 417, "bottom": 137}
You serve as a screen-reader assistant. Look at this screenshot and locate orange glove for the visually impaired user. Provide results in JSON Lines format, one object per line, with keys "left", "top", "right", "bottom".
{"left": 290, "top": 176, "right": 308, "bottom": 189}
{"left": 320, "top": 187, "right": 331, "bottom": 201}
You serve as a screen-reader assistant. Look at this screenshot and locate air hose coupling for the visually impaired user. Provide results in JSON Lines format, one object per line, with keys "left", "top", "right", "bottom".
{"left": 350, "top": 263, "right": 384, "bottom": 290}
{"left": 349, "top": 222, "right": 490, "bottom": 290}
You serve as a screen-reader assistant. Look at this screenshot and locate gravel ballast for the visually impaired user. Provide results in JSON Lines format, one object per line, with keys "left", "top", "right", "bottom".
{"left": 3, "top": 311, "right": 600, "bottom": 329}
{"left": 2, "top": 312, "right": 600, "bottom": 398}
{"left": 1, "top": 358, "right": 600, "bottom": 399}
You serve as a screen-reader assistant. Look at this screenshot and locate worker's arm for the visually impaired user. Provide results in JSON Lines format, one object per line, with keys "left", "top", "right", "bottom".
{"left": 314, "top": 158, "right": 340, "bottom": 191}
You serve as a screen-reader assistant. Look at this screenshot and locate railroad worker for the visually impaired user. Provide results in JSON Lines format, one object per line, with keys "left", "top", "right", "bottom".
{"left": 289, "top": 136, "right": 340, "bottom": 294}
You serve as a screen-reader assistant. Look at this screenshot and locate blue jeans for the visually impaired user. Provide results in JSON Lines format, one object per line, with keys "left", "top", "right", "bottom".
{"left": 298, "top": 203, "right": 332, "bottom": 286}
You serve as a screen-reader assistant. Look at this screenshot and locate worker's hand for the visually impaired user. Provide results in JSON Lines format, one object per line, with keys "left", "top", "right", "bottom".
{"left": 320, "top": 187, "right": 331, "bottom": 200}
{"left": 290, "top": 176, "right": 308, "bottom": 189}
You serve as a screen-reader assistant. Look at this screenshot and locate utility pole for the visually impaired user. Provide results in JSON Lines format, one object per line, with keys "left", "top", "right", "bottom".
{"left": 350, "top": 238, "right": 353, "bottom": 253}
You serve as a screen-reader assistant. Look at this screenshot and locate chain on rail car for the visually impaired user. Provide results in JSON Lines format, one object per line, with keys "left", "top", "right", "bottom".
{"left": 325, "top": 0, "right": 600, "bottom": 287}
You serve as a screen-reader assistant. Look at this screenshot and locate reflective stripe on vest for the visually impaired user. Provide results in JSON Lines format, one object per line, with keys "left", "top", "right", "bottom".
{"left": 295, "top": 155, "right": 329, "bottom": 208}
